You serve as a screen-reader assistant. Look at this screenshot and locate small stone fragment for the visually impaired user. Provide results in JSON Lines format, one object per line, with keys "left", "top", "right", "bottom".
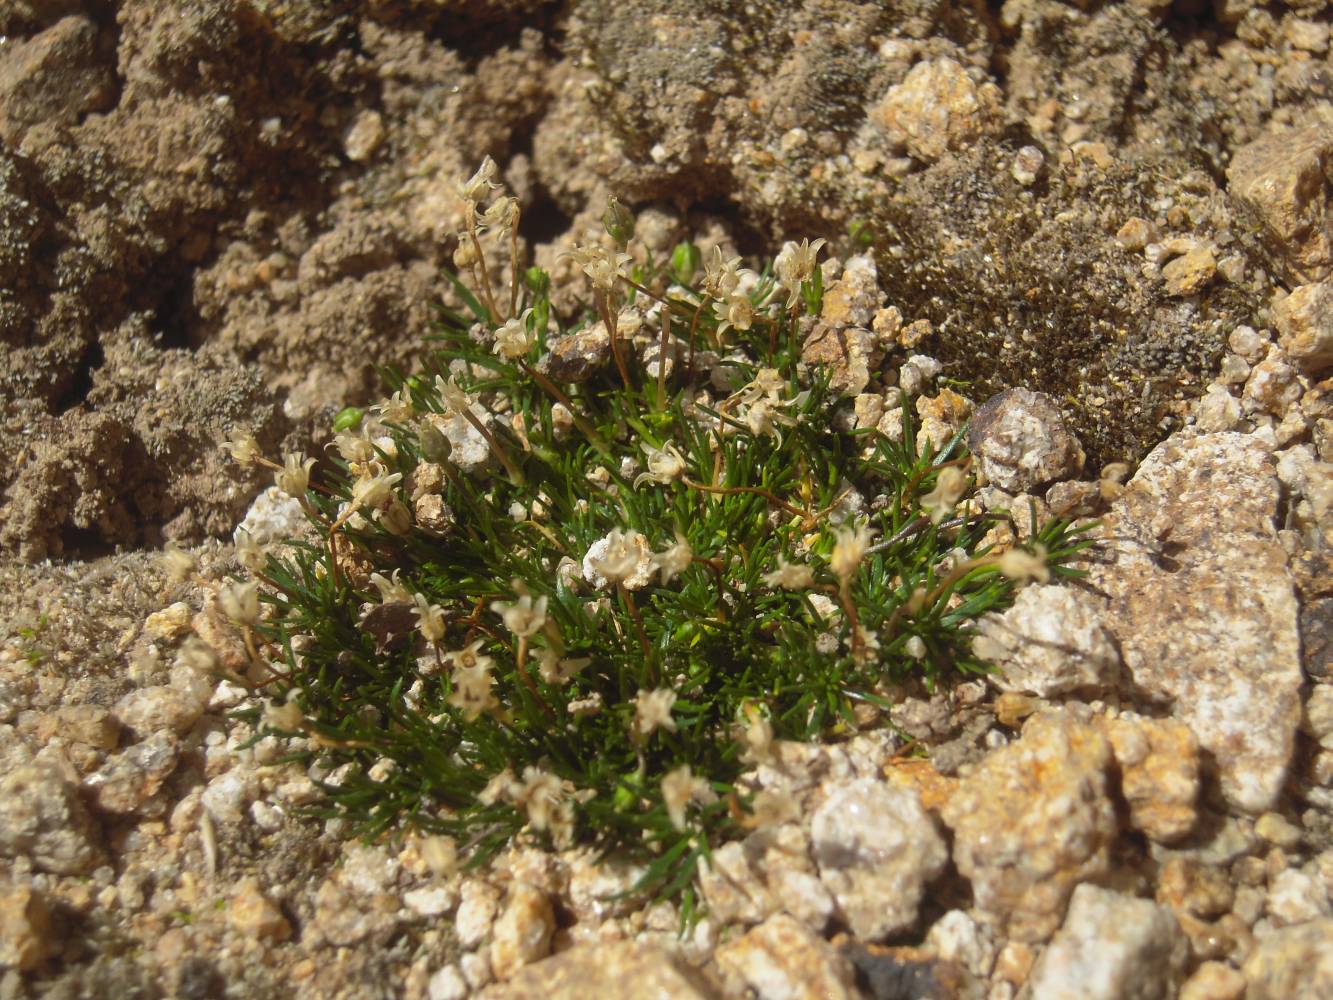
{"left": 538, "top": 324, "right": 611, "bottom": 383}
{"left": 228, "top": 877, "right": 292, "bottom": 942}
{"left": 925, "top": 910, "right": 996, "bottom": 979}
{"left": 973, "top": 584, "right": 1119, "bottom": 697}
{"left": 1273, "top": 282, "right": 1333, "bottom": 373}
{"left": 0, "top": 761, "right": 101, "bottom": 875}
{"left": 916, "top": 389, "right": 973, "bottom": 452}
{"left": 810, "top": 778, "right": 947, "bottom": 940}
{"left": 1266, "top": 867, "right": 1331, "bottom": 927}
{"left": 715, "top": 913, "right": 859, "bottom": 1000}
{"left": 1179, "top": 961, "right": 1245, "bottom": 1000}
{"left": 1162, "top": 246, "right": 1217, "bottom": 296}
{"left": 84, "top": 733, "right": 180, "bottom": 816}
{"left": 801, "top": 324, "right": 882, "bottom": 396}
{"left": 1099, "top": 716, "right": 1201, "bottom": 843}
{"left": 0, "top": 886, "right": 54, "bottom": 971}
{"left": 489, "top": 883, "right": 555, "bottom": 980}
{"left": 872, "top": 57, "right": 1001, "bottom": 161}
{"left": 112, "top": 686, "right": 204, "bottom": 739}
{"left": 455, "top": 879, "right": 499, "bottom": 950}
{"left": 144, "top": 602, "right": 193, "bottom": 642}
{"left": 1011, "top": 145, "right": 1044, "bottom": 186}
{"left": 968, "top": 389, "right": 1084, "bottom": 492}
{"left": 819, "top": 254, "right": 879, "bottom": 329}
{"left": 1026, "top": 884, "right": 1188, "bottom": 1000}
{"left": 1116, "top": 217, "right": 1159, "bottom": 252}
{"left": 343, "top": 110, "right": 385, "bottom": 162}
{"left": 941, "top": 711, "right": 1118, "bottom": 941}
{"left": 1155, "top": 857, "right": 1234, "bottom": 919}
{"left": 428, "top": 964, "right": 468, "bottom": 1000}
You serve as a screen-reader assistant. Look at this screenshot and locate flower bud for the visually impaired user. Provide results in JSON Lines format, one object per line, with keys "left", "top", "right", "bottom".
{"left": 602, "top": 196, "right": 635, "bottom": 247}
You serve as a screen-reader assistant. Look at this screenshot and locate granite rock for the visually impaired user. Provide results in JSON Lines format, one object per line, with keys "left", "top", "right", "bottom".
{"left": 1027, "top": 884, "right": 1188, "bottom": 1000}
{"left": 715, "top": 913, "right": 859, "bottom": 1000}
{"left": 973, "top": 584, "right": 1119, "bottom": 697}
{"left": 810, "top": 778, "right": 947, "bottom": 940}
{"left": 1273, "top": 282, "right": 1333, "bottom": 373}
{"left": 1089, "top": 433, "right": 1302, "bottom": 814}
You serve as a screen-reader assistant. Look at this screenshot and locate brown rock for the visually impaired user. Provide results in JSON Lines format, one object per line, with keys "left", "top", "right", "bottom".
{"left": 1227, "top": 124, "right": 1333, "bottom": 284}
{"left": 968, "top": 389, "right": 1085, "bottom": 492}
{"left": 479, "top": 941, "right": 714, "bottom": 999}
{"left": 1155, "top": 857, "right": 1235, "bottom": 920}
{"left": 0, "top": 16, "right": 114, "bottom": 144}
{"left": 801, "top": 323, "right": 882, "bottom": 397}
{"left": 538, "top": 324, "right": 612, "bottom": 383}
{"left": 1241, "top": 918, "right": 1333, "bottom": 998}
{"left": 0, "top": 886, "right": 55, "bottom": 971}
{"left": 1273, "top": 282, "right": 1333, "bottom": 373}
{"left": 0, "top": 760, "right": 101, "bottom": 875}
{"left": 489, "top": 883, "right": 555, "bottom": 981}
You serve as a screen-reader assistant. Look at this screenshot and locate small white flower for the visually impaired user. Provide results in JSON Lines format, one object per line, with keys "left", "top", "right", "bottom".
{"left": 634, "top": 441, "right": 688, "bottom": 488}
{"left": 234, "top": 528, "right": 265, "bottom": 572}
{"left": 774, "top": 237, "right": 826, "bottom": 310}
{"left": 535, "top": 647, "right": 590, "bottom": 686}
{"left": 445, "top": 639, "right": 495, "bottom": 674}
{"left": 652, "top": 531, "right": 693, "bottom": 585}
{"left": 263, "top": 694, "right": 304, "bottom": 732}
{"left": 221, "top": 431, "right": 261, "bottom": 465}
{"left": 761, "top": 555, "right": 814, "bottom": 590}
{"left": 492, "top": 309, "right": 536, "bottom": 360}
{"left": 350, "top": 469, "right": 403, "bottom": 512}
{"left": 375, "top": 498, "right": 413, "bottom": 536}
{"left": 274, "top": 453, "right": 316, "bottom": 498}
{"left": 413, "top": 592, "right": 446, "bottom": 643}
{"left": 661, "top": 764, "right": 716, "bottom": 831}
{"left": 829, "top": 519, "right": 875, "bottom": 583}
{"left": 920, "top": 466, "right": 968, "bottom": 524}
{"left": 563, "top": 243, "right": 633, "bottom": 292}
{"left": 458, "top": 156, "right": 499, "bottom": 203}
{"left": 376, "top": 389, "right": 415, "bottom": 425}
{"left": 516, "top": 766, "right": 571, "bottom": 841}
{"left": 433, "top": 375, "right": 472, "bottom": 416}
{"left": 586, "top": 529, "right": 652, "bottom": 589}
{"left": 478, "top": 196, "right": 519, "bottom": 234}
{"left": 333, "top": 431, "right": 376, "bottom": 464}
{"left": 713, "top": 291, "right": 754, "bottom": 336}
{"left": 997, "top": 544, "right": 1050, "bottom": 586}
{"left": 702, "top": 246, "right": 743, "bottom": 299}
{"left": 739, "top": 704, "right": 774, "bottom": 764}
{"left": 478, "top": 767, "right": 520, "bottom": 805}
{"left": 369, "top": 569, "right": 411, "bottom": 604}
{"left": 162, "top": 543, "right": 196, "bottom": 584}
{"left": 219, "top": 580, "right": 260, "bottom": 625}
{"left": 448, "top": 661, "right": 499, "bottom": 721}
{"left": 633, "top": 687, "right": 678, "bottom": 739}
{"left": 489, "top": 581, "right": 548, "bottom": 638}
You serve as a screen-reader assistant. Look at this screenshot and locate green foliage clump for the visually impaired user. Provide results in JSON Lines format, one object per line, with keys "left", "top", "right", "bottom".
{"left": 221, "top": 160, "right": 1092, "bottom": 907}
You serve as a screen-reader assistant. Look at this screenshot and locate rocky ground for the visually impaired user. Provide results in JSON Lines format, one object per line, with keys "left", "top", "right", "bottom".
{"left": 1, "top": 0, "right": 1331, "bottom": 998}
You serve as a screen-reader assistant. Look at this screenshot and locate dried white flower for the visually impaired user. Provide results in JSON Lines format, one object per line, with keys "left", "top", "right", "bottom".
{"left": 221, "top": 431, "right": 261, "bottom": 466}
{"left": 492, "top": 309, "right": 536, "bottom": 360}
{"left": 234, "top": 528, "right": 265, "bottom": 571}
{"left": 458, "top": 156, "right": 499, "bottom": 203}
{"left": 490, "top": 581, "right": 548, "bottom": 638}
{"left": 713, "top": 291, "right": 754, "bottom": 335}
{"left": 761, "top": 555, "right": 814, "bottom": 590}
{"left": 997, "top": 544, "right": 1050, "bottom": 586}
{"left": 702, "top": 246, "right": 743, "bottom": 299}
{"left": 369, "top": 569, "right": 411, "bottom": 604}
{"left": 587, "top": 528, "right": 651, "bottom": 589}
{"left": 163, "top": 543, "right": 196, "bottom": 584}
{"left": 633, "top": 687, "right": 678, "bottom": 738}
{"left": 219, "top": 580, "right": 260, "bottom": 625}
{"left": 661, "top": 764, "right": 716, "bottom": 831}
{"left": 413, "top": 593, "right": 446, "bottom": 644}
{"left": 433, "top": 375, "right": 472, "bottom": 416}
{"left": 829, "top": 519, "right": 875, "bottom": 583}
{"left": 564, "top": 243, "right": 633, "bottom": 292}
{"left": 535, "top": 647, "right": 590, "bottom": 686}
{"left": 920, "top": 466, "right": 968, "bottom": 524}
{"left": 635, "top": 441, "right": 688, "bottom": 488}
{"left": 274, "top": 452, "right": 316, "bottom": 498}
{"left": 478, "top": 196, "right": 519, "bottom": 234}
{"left": 350, "top": 469, "right": 403, "bottom": 512}
{"left": 774, "top": 237, "right": 826, "bottom": 310}
{"left": 448, "top": 661, "right": 499, "bottom": 721}
{"left": 653, "top": 531, "right": 693, "bottom": 585}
